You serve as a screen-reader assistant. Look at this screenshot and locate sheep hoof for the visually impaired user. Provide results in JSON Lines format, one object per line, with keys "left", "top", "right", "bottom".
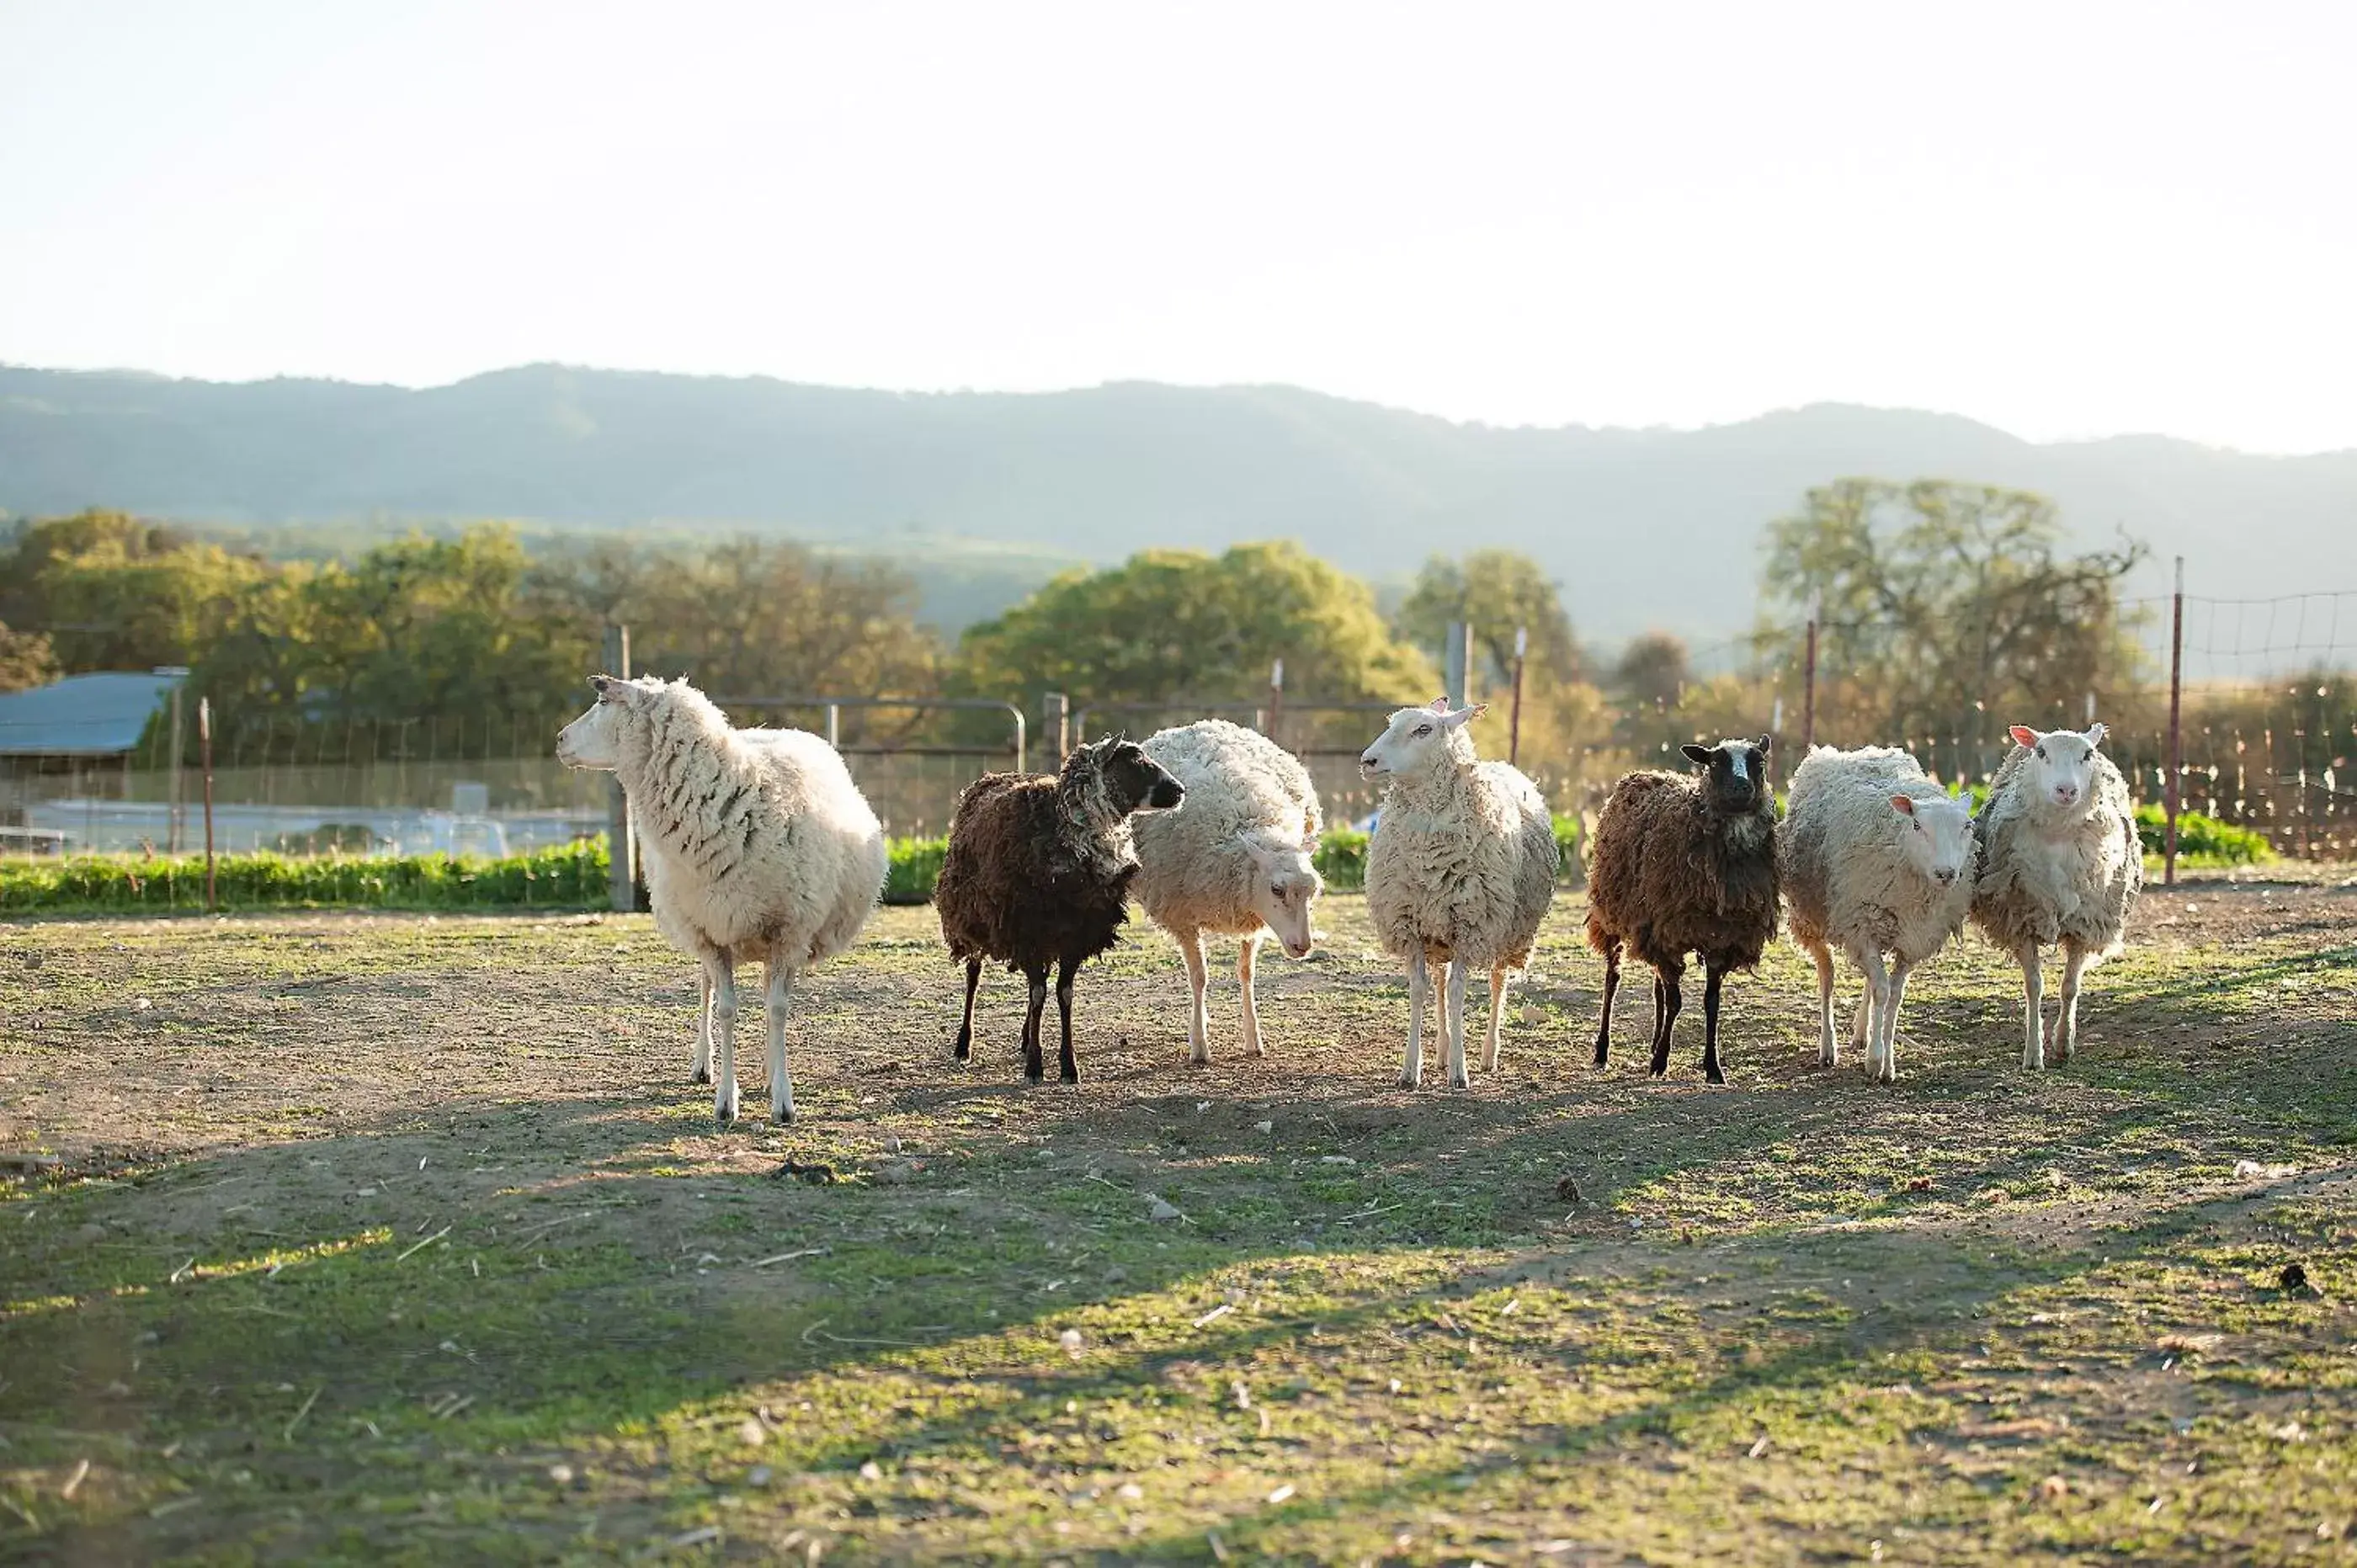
{"left": 1447, "top": 1073, "right": 1471, "bottom": 1091}
{"left": 1705, "top": 1068, "right": 1727, "bottom": 1087}
{"left": 1397, "top": 1071, "right": 1421, "bottom": 1090}
{"left": 770, "top": 1108, "right": 795, "bottom": 1126}
{"left": 691, "top": 1066, "right": 713, "bottom": 1085}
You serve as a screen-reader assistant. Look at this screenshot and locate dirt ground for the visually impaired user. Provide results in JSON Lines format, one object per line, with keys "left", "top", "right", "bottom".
{"left": 3, "top": 873, "right": 2354, "bottom": 1565}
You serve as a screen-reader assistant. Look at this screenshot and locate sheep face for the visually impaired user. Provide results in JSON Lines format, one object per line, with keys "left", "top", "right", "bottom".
{"left": 555, "top": 675, "right": 643, "bottom": 769}
{"left": 1678, "top": 736, "right": 1772, "bottom": 816}
{"left": 1245, "top": 833, "right": 1323, "bottom": 959}
{"left": 1890, "top": 791, "right": 1974, "bottom": 888}
{"left": 1076, "top": 738, "right": 1185, "bottom": 816}
{"left": 2007, "top": 723, "right": 2109, "bottom": 815}
{"left": 1359, "top": 698, "right": 1484, "bottom": 780}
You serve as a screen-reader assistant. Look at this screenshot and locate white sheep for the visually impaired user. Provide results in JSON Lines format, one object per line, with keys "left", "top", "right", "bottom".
{"left": 1970, "top": 722, "right": 2143, "bottom": 1070}
{"left": 1359, "top": 698, "right": 1559, "bottom": 1090}
{"left": 556, "top": 674, "right": 889, "bottom": 1124}
{"left": 1780, "top": 745, "right": 1977, "bottom": 1082}
{"left": 1131, "top": 720, "right": 1325, "bottom": 1065}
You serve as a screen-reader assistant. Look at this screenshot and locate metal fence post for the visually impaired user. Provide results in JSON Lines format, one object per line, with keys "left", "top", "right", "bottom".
{"left": 198, "top": 697, "right": 216, "bottom": 910}
{"left": 1444, "top": 621, "right": 1470, "bottom": 708}
{"left": 1045, "top": 691, "right": 1069, "bottom": 760}
{"left": 2165, "top": 556, "right": 2184, "bottom": 887}
{"left": 1801, "top": 593, "right": 1821, "bottom": 751}
{"left": 602, "top": 625, "right": 636, "bottom": 912}
{"left": 1266, "top": 659, "right": 1285, "bottom": 743}
{"left": 166, "top": 677, "right": 187, "bottom": 853}
{"left": 1507, "top": 627, "right": 1527, "bottom": 766}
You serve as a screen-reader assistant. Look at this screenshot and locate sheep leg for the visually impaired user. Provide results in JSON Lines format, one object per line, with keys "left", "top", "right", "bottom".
{"left": 1179, "top": 931, "right": 1212, "bottom": 1066}
{"left": 1700, "top": 965, "right": 1727, "bottom": 1086}
{"left": 2017, "top": 941, "right": 2046, "bottom": 1070}
{"left": 1237, "top": 936, "right": 1264, "bottom": 1060}
{"left": 765, "top": 957, "right": 796, "bottom": 1124}
{"left": 1021, "top": 965, "right": 1049, "bottom": 1085}
{"left": 1444, "top": 958, "right": 1470, "bottom": 1092}
{"left": 1648, "top": 967, "right": 1684, "bottom": 1078}
{"left": 691, "top": 970, "right": 714, "bottom": 1085}
{"left": 1875, "top": 958, "right": 1913, "bottom": 1085}
{"left": 1593, "top": 941, "right": 1622, "bottom": 1068}
{"left": 1854, "top": 947, "right": 1890, "bottom": 1081}
{"left": 2055, "top": 940, "right": 2089, "bottom": 1064}
{"left": 1482, "top": 963, "right": 1508, "bottom": 1074}
{"left": 1806, "top": 942, "right": 1838, "bottom": 1067}
{"left": 1400, "top": 949, "right": 1429, "bottom": 1089}
{"left": 1055, "top": 956, "right": 1080, "bottom": 1085}
{"left": 708, "top": 949, "right": 741, "bottom": 1128}
{"left": 953, "top": 958, "right": 982, "bottom": 1063}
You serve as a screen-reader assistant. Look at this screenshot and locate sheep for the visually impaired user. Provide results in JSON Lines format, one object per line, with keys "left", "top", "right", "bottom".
{"left": 1969, "top": 722, "right": 2143, "bottom": 1070}
{"left": 1780, "top": 745, "right": 1977, "bottom": 1082}
{"left": 1585, "top": 737, "right": 1779, "bottom": 1085}
{"left": 1131, "top": 720, "right": 1325, "bottom": 1065}
{"left": 934, "top": 736, "right": 1185, "bottom": 1083}
{"left": 1358, "top": 698, "right": 1559, "bottom": 1091}
{"left": 555, "top": 673, "right": 888, "bottom": 1126}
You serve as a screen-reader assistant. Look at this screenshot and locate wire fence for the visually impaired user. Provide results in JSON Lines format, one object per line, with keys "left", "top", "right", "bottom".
{"left": 4, "top": 584, "right": 2350, "bottom": 866}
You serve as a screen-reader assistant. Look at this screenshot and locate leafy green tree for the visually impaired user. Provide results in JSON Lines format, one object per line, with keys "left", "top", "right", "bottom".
{"left": 954, "top": 543, "right": 1434, "bottom": 736}
{"left": 0, "top": 619, "right": 59, "bottom": 693}
{"left": 1763, "top": 479, "right": 2149, "bottom": 745}
{"left": 0, "top": 509, "right": 269, "bottom": 672}
{"left": 1395, "top": 549, "right": 1585, "bottom": 690}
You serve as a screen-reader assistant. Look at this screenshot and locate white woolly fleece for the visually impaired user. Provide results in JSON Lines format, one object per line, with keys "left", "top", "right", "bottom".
{"left": 1782, "top": 745, "right": 1975, "bottom": 968}
{"left": 1132, "top": 719, "right": 1323, "bottom": 943}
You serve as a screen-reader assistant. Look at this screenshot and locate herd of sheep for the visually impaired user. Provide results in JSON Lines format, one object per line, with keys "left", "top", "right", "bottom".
{"left": 556, "top": 675, "right": 2142, "bottom": 1127}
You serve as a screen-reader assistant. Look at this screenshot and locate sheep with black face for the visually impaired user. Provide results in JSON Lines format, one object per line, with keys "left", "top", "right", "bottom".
{"left": 934, "top": 736, "right": 1185, "bottom": 1083}
{"left": 1584, "top": 736, "right": 1780, "bottom": 1084}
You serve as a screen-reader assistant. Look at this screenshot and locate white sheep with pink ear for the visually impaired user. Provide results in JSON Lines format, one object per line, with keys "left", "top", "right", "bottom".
{"left": 1969, "top": 721, "right": 2143, "bottom": 1070}
{"left": 556, "top": 673, "right": 889, "bottom": 1126}
{"left": 1359, "top": 696, "right": 1560, "bottom": 1091}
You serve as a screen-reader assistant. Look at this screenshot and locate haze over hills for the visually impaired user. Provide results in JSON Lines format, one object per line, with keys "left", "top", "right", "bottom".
{"left": 4, "top": 362, "right": 2353, "bottom": 640}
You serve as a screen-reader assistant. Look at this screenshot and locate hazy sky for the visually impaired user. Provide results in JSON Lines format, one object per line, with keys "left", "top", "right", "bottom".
{"left": 5, "top": 1, "right": 2352, "bottom": 452}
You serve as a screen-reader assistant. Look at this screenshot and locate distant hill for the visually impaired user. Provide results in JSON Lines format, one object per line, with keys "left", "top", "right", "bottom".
{"left": 5, "top": 362, "right": 2353, "bottom": 639}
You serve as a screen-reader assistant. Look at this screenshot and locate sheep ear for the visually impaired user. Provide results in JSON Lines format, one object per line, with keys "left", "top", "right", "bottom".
{"left": 2083, "top": 721, "right": 2107, "bottom": 749}
{"left": 2008, "top": 725, "right": 2040, "bottom": 749}
{"left": 1440, "top": 703, "right": 1487, "bottom": 729}
{"left": 1754, "top": 734, "right": 1773, "bottom": 755}
{"left": 1890, "top": 794, "right": 1918, "bottom": 817}
{"left": 593, "top": 674, "right": 623, "bottom": 702}
{"left": 1429, "top": 696, "right": 1452, "bottom": 713}
{"left": 1679, "top": 743, "right": 1713, "bottom": 767}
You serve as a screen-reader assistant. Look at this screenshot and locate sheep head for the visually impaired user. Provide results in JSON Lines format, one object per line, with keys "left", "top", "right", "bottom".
{"left": 1888, "top": 790, "right": 1975, "bottom": 889}
{"left": 1243, "top": 830, "right": 1323, "bottom": 959}
{"left": 2006, "top": 723, "right": 2108, "bottom": 816}
{"left": 556, "top": 674, "right": 646, "bottom": 769}
{"left": 1359, "top": 697, "right": 1485, "bottom": 781}
{"left": 1679, "top": 736, "right": 1772, "bottom": 818}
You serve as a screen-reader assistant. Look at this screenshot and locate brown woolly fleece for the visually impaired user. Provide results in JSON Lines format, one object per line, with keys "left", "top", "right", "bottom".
{"left": 934, "top": 739, "right": 1182, "bottom": 1083}
{"left": 1583, "top": 759, "right": 1780, "bottom": 1082}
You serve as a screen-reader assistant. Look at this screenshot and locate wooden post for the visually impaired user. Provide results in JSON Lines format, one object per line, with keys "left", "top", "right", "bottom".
{"left": 2165, "top": 556, "right": 2184, "bottom": 887}
{"left": 1444, "top": 621, "right": 1471, "bottom": 708}
{"left": 1045, "top": 692, "right": 1069, "bottom": 761}
{"left": 198, "top": 697, "right": 216, "bottom": 911}
{"left": 603, "top": 625, "right": 636, "bottom": 913}
{"left": 1801, "top": 593, "right": 1821, "bottom": 751}
{"left": 1507, "top": 626, "right": 1528, "bottom": 766}
{"left": 1266, "top": 658, "right": 1285, "bottom": 744}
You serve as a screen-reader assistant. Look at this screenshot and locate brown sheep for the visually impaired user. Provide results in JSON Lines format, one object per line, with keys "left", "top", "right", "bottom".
{"left": 1584, "top": 737, "right": 1780, "bottom": 1084}
{"left": 936, "top": 737, "right": 1184, "bottom": 1083}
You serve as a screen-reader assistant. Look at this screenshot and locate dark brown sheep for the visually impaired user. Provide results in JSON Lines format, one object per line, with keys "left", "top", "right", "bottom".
{"left": 936, "top": 737, "right": 1184, "bottom": 1083}
{"left": 1584, "top": 737, "right": 1780, "bottom": 1084}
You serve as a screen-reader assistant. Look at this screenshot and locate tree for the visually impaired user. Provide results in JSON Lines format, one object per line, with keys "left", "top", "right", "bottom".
{"left": 1612, "top": 631, "right": 1690, "bottom": 712}
{"left": 1395, "top": 550, "right": 1586, "bottom": 690}
{"left": 1764, "top": 479, "right": 2149, "bottom": 747}
{"left": 0, "top": 510, "right": 269, "bottom": 672}
{"left": 954, "top": 542, "right": 1434, "bottom": 737}
{"left": 0, "top": 619, "right": 59, "bottom": 694}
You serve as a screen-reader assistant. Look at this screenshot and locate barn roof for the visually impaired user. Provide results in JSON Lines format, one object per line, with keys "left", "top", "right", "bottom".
{"left": 0, "top": 672, "right": 179, "bottom": 757}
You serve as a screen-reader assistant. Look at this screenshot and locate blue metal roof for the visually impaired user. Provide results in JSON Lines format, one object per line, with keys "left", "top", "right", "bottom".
{"left": 0, "top": 672, "right": 178, "bottom": 757}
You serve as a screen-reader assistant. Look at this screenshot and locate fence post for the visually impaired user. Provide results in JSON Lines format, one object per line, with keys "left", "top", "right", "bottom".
{"left": 166, "top": 677, "right": 187, "bottom": 854}
{"left": 1045, "top": 691, "right": 1069, "bottom": 761}
{"left": 1507, "top": 626, "right": 1527, "bottom": 766}
{"left": 1444, "top": 621, "right": 1471, "bottom": 708}
{"left": 1801, "top": 593, "right": 1821, "bottom": 751}
{"left": 198, "top": 697, "right": 216, "bottom": 911}
{"left": 1267, "top": 659, "right": 1285, "bottom": 744}
{"left": 603, "top": 624, "right": 636, "bottom": 912}
{"left": 2165, "top": 556, "right": 2184, "bottom": 886}
{"left": 824, "top": 703, "right": 841, "bottom": 749}
{"left": 1009, "top": 705, "right": 1027, "bottom": 775}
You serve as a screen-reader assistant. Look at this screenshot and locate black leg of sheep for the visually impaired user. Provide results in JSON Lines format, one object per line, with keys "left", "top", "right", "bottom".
{"left": 1593, "top": 943, "right": 1622, "bottom": 1067}
{"left": 953, "top": 958, "right": 983, "bottom": 1063}
{"left": 1700, "top": 965, "right": 1727, "bottom": 1086}
{"left": 1021, "top": 965, "right": 1050, "bottom": 1084}
{"left": 1649, "top": 969, "right": 1684, "bottom": 1078}
{"left": 1055, "top": 956, "right": 1080, "bottom": 1084}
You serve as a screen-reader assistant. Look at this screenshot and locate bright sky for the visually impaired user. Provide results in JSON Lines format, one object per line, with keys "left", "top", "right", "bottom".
{"left": 5, "top": 1, "right": 2353, "bottom": 453}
